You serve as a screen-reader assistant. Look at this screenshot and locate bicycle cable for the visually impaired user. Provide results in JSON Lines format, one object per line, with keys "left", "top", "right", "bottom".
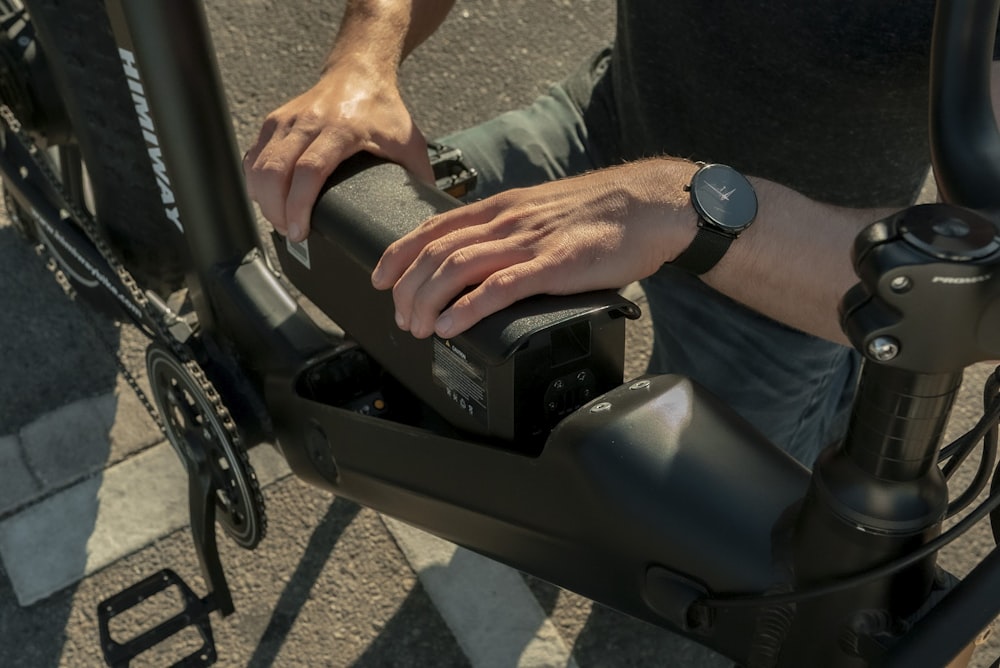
{"left": 941, "top": 367, "right": 1000, "bottom": 517}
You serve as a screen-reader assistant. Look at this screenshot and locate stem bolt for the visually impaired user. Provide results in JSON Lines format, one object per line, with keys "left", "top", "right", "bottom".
{"left": 889, "top": 275, "right": 912, "bottom": 293}
{"left": 867, "top": 336, "right": 900, "bottom": 362}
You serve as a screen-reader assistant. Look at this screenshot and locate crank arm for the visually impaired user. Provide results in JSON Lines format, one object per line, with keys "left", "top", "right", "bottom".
{"left": 96, "top": 445, "right": 234, "bottom": 666}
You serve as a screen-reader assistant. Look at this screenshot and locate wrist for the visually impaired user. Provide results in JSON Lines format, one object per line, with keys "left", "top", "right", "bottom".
{"left": 322, "top": 50, "right": 399, "bottom": 86}
{"left": 635, "top": 158, "right": 701, "bottom": 265}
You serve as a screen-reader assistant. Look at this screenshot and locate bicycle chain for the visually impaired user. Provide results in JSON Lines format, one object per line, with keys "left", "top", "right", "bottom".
{"left": 0, "top": 103, "right": 267, "bottom": 547}
{"left": 8, "top": 204, "right": 168, "bottom": 438}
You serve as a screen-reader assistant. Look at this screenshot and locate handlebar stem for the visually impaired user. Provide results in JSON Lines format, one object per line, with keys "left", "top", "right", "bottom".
{"left": 778, "top": 365, "right": 954, "bottom": 665}
{"left": 844, "top": 365, "right": 962, "bottom": 481}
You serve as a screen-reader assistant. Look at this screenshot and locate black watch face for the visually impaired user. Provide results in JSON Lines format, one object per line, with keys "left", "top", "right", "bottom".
{"left": 690, "top": 164, "right": 758, "bottom": 232}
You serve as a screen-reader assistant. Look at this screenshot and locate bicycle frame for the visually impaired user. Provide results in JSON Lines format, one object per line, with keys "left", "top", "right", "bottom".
{"left": 4, "top": 0, "right": 1000, "bottom": 665}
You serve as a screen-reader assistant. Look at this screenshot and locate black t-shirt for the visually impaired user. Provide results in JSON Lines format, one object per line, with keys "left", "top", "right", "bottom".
{"left": 566, "top": 0, "right": 1000, "bottom": 208}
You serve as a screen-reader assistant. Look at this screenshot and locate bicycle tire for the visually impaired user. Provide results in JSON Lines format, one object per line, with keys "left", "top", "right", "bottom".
{"left": 20, "top": 0, "right": 189, "bottom": 295}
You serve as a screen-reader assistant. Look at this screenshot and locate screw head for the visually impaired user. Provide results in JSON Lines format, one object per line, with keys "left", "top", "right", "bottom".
{"left": 889, "top": 276, "right": 912, "bottom": 293}
{"left": 867, "top": 336, "right": 900, "bottom": 361}
{"left": 590, "top": 402, "right": 612, "bottom": 413}
{"left": 629, "top": 380, "right": 651, "bottom": 390}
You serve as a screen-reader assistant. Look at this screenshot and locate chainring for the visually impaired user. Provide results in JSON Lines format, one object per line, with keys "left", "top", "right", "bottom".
{"left": 146, "top": 341, "right": 266, "bottom": 550}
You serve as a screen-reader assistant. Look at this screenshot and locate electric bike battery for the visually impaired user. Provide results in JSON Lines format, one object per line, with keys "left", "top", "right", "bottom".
{"left": 273, "top": 155, "right": 640, "bottom": 450}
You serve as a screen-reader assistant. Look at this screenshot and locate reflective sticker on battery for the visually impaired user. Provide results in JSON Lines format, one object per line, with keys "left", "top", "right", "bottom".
{"left": 286, "top": 237, "right": 311, "bottom": 269}
{"left": 432, "top": 338, "right": 488, "bottom": 426}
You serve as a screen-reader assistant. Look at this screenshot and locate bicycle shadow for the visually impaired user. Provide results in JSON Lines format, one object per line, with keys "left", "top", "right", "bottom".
{"left": 241, "top": 494, "right": 472, "bottom": 668}
{"left": 246, "top": 498, "right": 362, "bottom": 668}
{"left": 243, "top": 488, "right": 731, "bottom": 668}
{"left": 0, "top": 220, "right": 127, "bottom": 666}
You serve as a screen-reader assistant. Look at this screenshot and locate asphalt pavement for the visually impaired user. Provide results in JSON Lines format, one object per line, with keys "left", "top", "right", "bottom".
{"left": 1, "top": 1, "right": 998, "bottom": 667}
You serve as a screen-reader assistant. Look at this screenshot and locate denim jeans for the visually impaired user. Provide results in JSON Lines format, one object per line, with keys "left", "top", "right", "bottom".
{"left": 439, "top": 83, "right": 860, "bottom": 468}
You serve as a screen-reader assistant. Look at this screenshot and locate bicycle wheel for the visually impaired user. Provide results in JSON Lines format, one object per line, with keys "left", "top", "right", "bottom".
{"left": 7, "top": 0, "right": 189, "bottom": 295}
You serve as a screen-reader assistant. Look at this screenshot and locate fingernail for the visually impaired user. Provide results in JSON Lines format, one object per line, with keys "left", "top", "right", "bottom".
{"left": 395, "top": 310, "right": 407, "bottom": 330}
{"left": 288, "top": 223, "right": 302, "bottom": 241}
{"left": 436, "top": 314, "right": 454, "bottom": 338}
{"left": 371, "top": 265, "right": 385, "bottom": 287}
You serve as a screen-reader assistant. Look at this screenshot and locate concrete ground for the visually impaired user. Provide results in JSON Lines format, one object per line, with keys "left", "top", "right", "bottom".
{"left": 1, "top": 1, "right": 998, "bottom": 667}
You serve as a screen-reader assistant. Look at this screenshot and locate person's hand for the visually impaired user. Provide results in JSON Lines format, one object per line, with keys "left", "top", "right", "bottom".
{"left": 371, "top": 159, "right": 699, "bottom": 339}
{"left": 243, "top": 64, "right": 434, "bottom": 242}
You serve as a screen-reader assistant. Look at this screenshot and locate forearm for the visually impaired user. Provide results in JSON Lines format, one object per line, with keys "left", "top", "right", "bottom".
{"left": 674, "top": 62, "right": 1000, "bottom": 346}
{"left": 326, "top": 0, "right": 455, "bottom": 78}
{"left": 694, "top": 177, "right": 892, "bottom": 347}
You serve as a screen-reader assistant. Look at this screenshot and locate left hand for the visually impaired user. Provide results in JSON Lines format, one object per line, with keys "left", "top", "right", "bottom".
{"left": 370, "top": 159, "right": 698, "bottom": 339}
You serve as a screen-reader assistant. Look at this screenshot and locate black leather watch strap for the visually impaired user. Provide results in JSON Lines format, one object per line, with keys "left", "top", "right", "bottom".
{"left": 670, "top": 225, "right": 734, "bottom": 275}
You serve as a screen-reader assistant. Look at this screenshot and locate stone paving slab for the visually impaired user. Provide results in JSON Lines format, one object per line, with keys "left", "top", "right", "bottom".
{"left": 384, "top": 516, "right": 579, "bottom": 668}
{"left": 20, "top": 393, "right": 117, "bottom": 490}
{"left": 0, "top": 434, "right": 40, "bottom": 517}
{"left": 0, "top": 434, "right": 290, "bottom": 606}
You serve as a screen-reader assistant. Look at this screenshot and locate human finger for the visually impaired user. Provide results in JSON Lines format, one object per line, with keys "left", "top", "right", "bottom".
{"left": 243, "top": 113, "right": 291, "bottom": 200}
{"left": 283, "top": 130, "right": 350, "bottom": 242}
{"left": 387, "top": 124, "right": 435, "bottom": 185}
{"left": 433, "top": 259, "right": 557, "bottom": 339}
{"left": 244, "top": 125, "right": 319, "bottom": 235}
{"left": 397, "top": 239, "right": 535, "bottom": 338}
{"left": 242, "top": 116, "right": 278, "bottom": 200}
{"left": 371, "top": 196, "right": 506, "bottom": 290}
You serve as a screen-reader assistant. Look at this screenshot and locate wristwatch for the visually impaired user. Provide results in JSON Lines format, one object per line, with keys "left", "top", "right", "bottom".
{"left": 670, "top": 163, "right": 758, "bottom": 275}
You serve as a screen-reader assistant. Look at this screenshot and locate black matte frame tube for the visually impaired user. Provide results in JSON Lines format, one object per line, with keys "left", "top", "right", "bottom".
{"left": 930, "top": 0, "right": 1000, "bottom": 210}
{"left": 105, "top": 0, "right": 262, "bottom": 332}
{"left": 876, "top": 546, "right": 1000, "bottom": 667}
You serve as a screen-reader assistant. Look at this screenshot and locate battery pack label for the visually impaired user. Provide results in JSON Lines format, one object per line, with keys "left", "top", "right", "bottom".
{"left": 432, "top": 338, "right": 488, "bottom": 427}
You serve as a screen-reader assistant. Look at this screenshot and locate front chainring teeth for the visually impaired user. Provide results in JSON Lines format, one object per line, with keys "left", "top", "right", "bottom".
{"left": 146, "top": 342, "right": 266, "bottom": 550}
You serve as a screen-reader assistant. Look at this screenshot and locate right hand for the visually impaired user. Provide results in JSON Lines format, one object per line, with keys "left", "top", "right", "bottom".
{"left": 243, "top": 62, "right": 435, "bottom": 242}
